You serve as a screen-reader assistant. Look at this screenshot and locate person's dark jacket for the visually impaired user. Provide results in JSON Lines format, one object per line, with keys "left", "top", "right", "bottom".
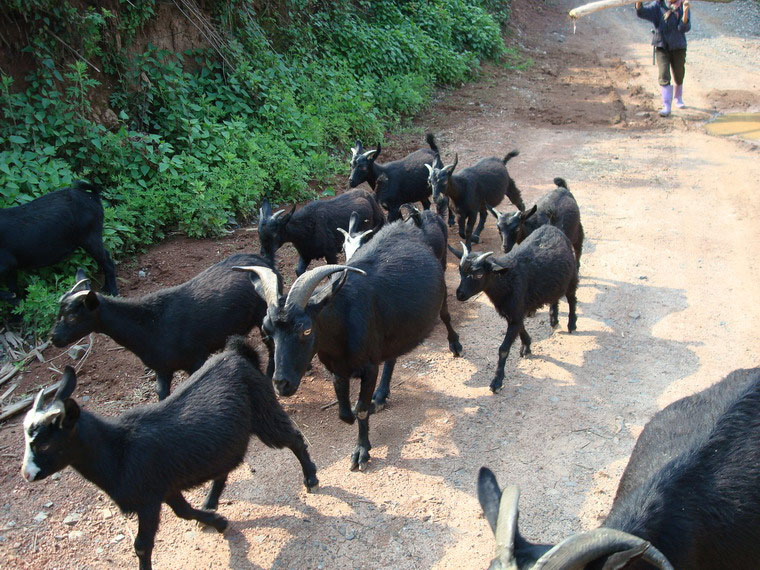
{"left": 636, "top": 1, "right": 691, "bottom": 50}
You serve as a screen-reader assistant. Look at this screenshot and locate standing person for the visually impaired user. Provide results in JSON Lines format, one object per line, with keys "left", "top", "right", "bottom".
{"left": 635, "top": 0, "right": 691, "bottom": 116}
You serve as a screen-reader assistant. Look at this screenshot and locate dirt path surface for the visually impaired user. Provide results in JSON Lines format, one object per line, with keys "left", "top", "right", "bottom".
{"left": 2, "top": 1, "right": 759, "bottom": 568}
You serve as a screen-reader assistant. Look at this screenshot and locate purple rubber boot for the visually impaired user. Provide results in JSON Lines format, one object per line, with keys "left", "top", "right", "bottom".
{"left": 674, "top": 84, "right": 685, "bottom": 108}
{"left": 659, "top": 85, "right": 673, "bottom": 116}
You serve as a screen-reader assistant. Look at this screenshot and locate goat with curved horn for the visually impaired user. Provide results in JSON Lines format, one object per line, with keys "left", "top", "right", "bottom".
{"left": 286, "top": 265, "right": 366, "bottom": 310}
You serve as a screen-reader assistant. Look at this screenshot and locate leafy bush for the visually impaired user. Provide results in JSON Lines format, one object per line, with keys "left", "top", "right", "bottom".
{"left": 0, "top": 0, "right": 514, "bottom": 334}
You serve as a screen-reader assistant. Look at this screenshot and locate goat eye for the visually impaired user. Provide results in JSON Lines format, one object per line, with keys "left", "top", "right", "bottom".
{"left": 474, "top": 271, "right": 485, "bottom": 279}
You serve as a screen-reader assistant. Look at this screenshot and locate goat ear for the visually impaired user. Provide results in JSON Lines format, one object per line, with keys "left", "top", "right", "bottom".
{"left": 282, "top": 204, "right": 296, "bottom": 224}
{"left": 75, "top": 268, "right": 88, "bottom": 284}
{"left": 55, "top": 366, "right": 78, "bottom": 402}
{"left": 521, "top": 205, "right": 538, "bottom": 221}
{"left": 488, "top": 258, "right": 510, "bottom": 273}
{"left": 425, "top": 163, "right": 434, "bottom": 176}
{"left": 477, "top": 467, "right": 502, "bottom": 534}
{"left": 260, "top": 199, "right": 272, "bottom": 220}
{"left": 337, "top": 227, "right": 350, "bottom": 240}
{"left": 61, "top": 398, "right": 81, "bottom": 429}
{"left": 348, "top": 211, "right": 360, "bottom": 234}
{"left": 84, "top": 290, "right": 99, "bottom": 311}
{"left": 372, "top": 142, "right": 381, "bottom": 159}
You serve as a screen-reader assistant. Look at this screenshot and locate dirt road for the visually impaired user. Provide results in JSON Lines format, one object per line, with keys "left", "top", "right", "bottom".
{"left": 1, "top": 0, "right": 759, "bottom": 568}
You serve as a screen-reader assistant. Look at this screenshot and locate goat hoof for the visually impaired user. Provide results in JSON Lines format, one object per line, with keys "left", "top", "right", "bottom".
{"left": 350, "top": 446, "right": 371, "bottom": 472}
{"left": 370, "top": 399, "right": 386, "bottom": 414}
{"left": 550, "top": 319, "right": 559, "bottom": 329}
{"left": 519, "top": 346, "right": 531, "bottom": 357}
{"left": 490, "top": 378, "right": 504, "bottom": 393}
{"left": 568, "top": 323, "right": 577, "bottom": 333}
{"left": 305, "top": 478, "right": 319, "bottom": 493}
{"left": 450, "top": 341, "right": 463, "bottom": 357}
{"left": 470, "top": 234, "right": 481, "bottom": 244}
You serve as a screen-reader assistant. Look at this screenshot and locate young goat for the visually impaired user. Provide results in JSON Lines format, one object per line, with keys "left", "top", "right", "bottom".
{"left": 51, "top": 253, "right": 278, "bottom": 400}
{"left": 349, "top": 134, "right": 439, "bottom": 222}
{"left": 489, "top": 177, "right": 584, "bottom": 266}
{"left": 478, "top": 367, "right": 760, "bottom": 569}
{"left": 0, "top": 181, "right": 118, "bottom": 303}
{"left": 451, "top": 224, "right": 578, "bottom": 392}
{"left": 428, "top": 151, "right": 526, "bottom": 247}
{"left": 21, "top": 339, "right": 318, "bottom": 570}
{"left": 235, "top": 221, "right": 462, "bottom": 471}
{"left": 258, "top": 189, "right": 384, "bottom": 275}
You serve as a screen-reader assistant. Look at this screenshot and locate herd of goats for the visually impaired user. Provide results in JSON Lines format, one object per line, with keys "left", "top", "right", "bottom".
{"left": 4, "top": 133, "right": 758, "bottom": 569}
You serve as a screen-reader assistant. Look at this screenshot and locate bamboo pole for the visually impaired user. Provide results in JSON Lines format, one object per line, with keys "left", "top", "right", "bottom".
{"left": 569, "top": 0, "right": 734, "bottom": 20}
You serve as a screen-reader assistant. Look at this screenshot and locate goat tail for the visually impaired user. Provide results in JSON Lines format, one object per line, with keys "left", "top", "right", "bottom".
{"left": 426, "top": 133, "right": 439, "bottom": 154}
{"left": 553, "top": 177, "right": 569, "bottom": 189}
{"left": 502, "top": 150, "right": 520, "bottom": 164}
{"left": 72, "top": 180, "right": 104, "bottom": 195}
{"left": 225, "top": 336, "right": 262, "bottom": 372}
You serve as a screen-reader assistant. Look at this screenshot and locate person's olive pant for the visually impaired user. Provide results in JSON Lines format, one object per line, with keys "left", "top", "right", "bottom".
{"left": 656, "top": 48, "right": 686, "bottom": 86}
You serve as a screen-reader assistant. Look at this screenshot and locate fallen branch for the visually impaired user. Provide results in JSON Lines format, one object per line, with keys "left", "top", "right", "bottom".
{"left": 0, "top": 340, "right": 52, "bottom": 388}
{"left": 569, "top": 0, "right": 734, "bottom": 20}
{"left": 0, "top": 380, "right": 62, "bottom": 423}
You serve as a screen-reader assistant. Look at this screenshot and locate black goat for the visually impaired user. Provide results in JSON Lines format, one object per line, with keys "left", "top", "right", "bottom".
{"left": 478, "top": 367, "right": 760, "bottom": 569}
{"left": 451, "top": 225, "right": 577, "bottom": 392}
{"left": 258, "top": 189, "right": 385, "bottom": 275}
{"left": 428, "top": 151, "right": 526, "bottom": 247}
{"left": 21, "top": 339, "right": 318, "bottom": 570}
{"left": 349, "top": 134, "right": 439, "bottom": 222}
{"left": 51, "top": 253, "right": 277, "bottom": 400}
{"left": 489, "top": 177, "right": 584, "bottom": 266}
{"left": 234, "top": 221, "right": 462, "bottom": 471}
{"left": 0, "top": 180, "right": 118, "bottom": 304}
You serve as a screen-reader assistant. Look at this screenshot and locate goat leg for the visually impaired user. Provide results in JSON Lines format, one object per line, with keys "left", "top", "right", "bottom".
{"left": 566, "top": 279, "right": 579, "bottom": 333}
{"left": 333, "top": 376, "right": 354, "bottom": 425}
{"left": 471, "top": 209, "right": 488, "bottom": 243}
{"left": 440, "top": 296, "right": 463, "bottom": 357}
{"left": 550, "top": 303, "right": 560, "bottom": 328}
{"left": 351, "top": 364, "right": 377, "bottom": 471}
{"left": 134, "top": 503, "right": 161, "bottom": 570}
{"left": 519, "top": 326, "right": 532, "bottom": 356}
{"left": 154, "top": 372, "right": 172, "bottom": 401}
{"left": 166, "top": 493, "right": 227, "bottom": 532}
{"left": 82, "top": 234, "right": 118, "bottom": 296}
{"left": 491, "top": 322, "right": 521, "bottom": 393}
{"left": 202, "top": 475, "right": 228, "bottom": 510}
{"left": 371, "top": 359, "right": 396, "bottom": 412}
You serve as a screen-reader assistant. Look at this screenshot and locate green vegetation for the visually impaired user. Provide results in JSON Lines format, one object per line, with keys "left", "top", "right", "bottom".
{"left": 0, "top": 0, "right": 515, "bottom": 337}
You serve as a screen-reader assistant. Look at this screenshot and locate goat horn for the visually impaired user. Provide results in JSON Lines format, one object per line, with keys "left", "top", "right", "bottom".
{"left": 493, "top": 485, "right": 520, "bottom": 569}
{"left": 448, "top": 153, "right": 459, "bottom": 171}
{"left": 232, "top": 266, "right": 281, "bottom": 308}
{"left": 475, "top": 252, "right": 494, "bottom": 265}
{"left": 362, "top": 149, "right": 377, "bottom": 159}
{"left": 337, "top": 227, "right": 350, "bottom": 239}
{"left": 286, "top": 265, "right": 366, "bottom": 310}
{"left": 32, "top": 388, "right": 46, "bottom": 412}
{"left": 532, "top": 528, "right": 674, "bottom": 570}
{"left": 425, "top": 163, "right": 434, "bottom": 175}
{"left": 271, "top": 208, "right": 286, "bottom": 220}
{"left": 348, "top": 211, "right": 360, "bottom": 234}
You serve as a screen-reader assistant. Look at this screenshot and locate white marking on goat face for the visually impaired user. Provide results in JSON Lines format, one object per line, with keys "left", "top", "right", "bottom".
{"left": 21, "top": 404, "right": 62, "bottom": 482}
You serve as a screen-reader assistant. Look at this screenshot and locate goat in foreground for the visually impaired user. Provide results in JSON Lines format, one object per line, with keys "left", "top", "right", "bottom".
{"left": 489, "top": 177, "right": 584, "bottom": 266}
{"left": 21, "top": 339, "right": 318, "bottom": 570}
{"left": 478, "top": 367, "right": 760, "bottom": 569}
{"left": 235, "top": 220, "right": 462, "bottom": 471}
{"left": 0, "top": 180, "right": 118, "bottom": 303}
{"left": 258, "top": 189, "right": 384, "bottom": 275}
{"left": 451, "top": 224, "right": 577, "bottom": 392}
{"left": 51, "top": 253, "right": 277, "bottom": 400}
{"left": 349, "top": 134, "right": 439, "bottom": 221}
